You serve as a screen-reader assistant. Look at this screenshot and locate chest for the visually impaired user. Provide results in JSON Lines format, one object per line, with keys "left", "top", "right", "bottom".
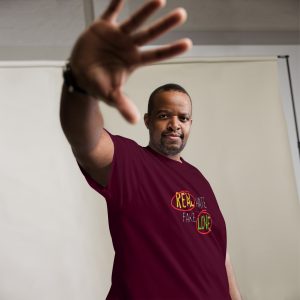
{"left": 110, "top": 158, "right": 227, "bottom": 247}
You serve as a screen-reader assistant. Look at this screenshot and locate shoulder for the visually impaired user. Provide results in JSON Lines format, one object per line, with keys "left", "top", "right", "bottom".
{"left": 106, "top": 130, "right": 142, "bottom": 154}
{"left": 183, "top": 159, "right": 202, "bottom": 175}
{"left": 108, "top": 131, "right": 139, "bottom": 145}
{"left": 183, "top": 159, "right": 212, "bottom": 185}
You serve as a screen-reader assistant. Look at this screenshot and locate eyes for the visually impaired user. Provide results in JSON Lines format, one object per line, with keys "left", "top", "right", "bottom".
{"left": 157, "top": 113, "right": 190, "bottom": 123}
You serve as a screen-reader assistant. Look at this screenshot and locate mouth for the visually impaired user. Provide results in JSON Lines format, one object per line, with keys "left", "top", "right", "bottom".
{"left": 162, "top": 133, "right": 183, "bottom": 140}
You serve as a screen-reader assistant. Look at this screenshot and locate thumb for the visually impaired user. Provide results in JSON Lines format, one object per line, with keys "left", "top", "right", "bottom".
{"left": 110, "top": 88, "right": 141, "bottom": 124}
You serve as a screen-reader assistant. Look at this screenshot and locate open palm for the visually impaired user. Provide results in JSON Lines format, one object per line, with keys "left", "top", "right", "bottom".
{"left": 70, "top": 0, "right": 192, "bottom": 123}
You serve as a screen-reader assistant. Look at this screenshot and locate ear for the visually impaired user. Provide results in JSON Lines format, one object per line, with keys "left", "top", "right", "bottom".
{"left": 144, "top": 113, "right": 149, "bottom": 129}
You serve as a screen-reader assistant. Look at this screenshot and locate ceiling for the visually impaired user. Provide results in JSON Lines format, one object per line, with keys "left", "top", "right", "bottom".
{"left": 122, "top": 0, "right": 299, "bottom": 31}
{"left": 0, "top": 0, "right": 299, "bottom": 60}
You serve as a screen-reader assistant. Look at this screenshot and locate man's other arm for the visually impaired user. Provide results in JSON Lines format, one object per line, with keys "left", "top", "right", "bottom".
{"left": 226, "top": 251, "right": 242, "bottom": 300}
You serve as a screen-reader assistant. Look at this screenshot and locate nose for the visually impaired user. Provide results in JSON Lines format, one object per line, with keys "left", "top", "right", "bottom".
{"left": 167, "top": 116, "right": 181, "bottom": 131}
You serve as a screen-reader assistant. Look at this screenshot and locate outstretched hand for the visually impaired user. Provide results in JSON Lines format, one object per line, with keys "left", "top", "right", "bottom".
{"left": 70, "top": 0, "right": 192, "bottom": 123}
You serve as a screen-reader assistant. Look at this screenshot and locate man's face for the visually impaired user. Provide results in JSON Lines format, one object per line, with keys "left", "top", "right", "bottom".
{"left": 144, "top": 90, "right": 192, "bottom": 160}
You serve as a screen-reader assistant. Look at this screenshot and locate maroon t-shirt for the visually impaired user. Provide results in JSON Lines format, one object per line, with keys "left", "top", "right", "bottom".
{"left": 78, "top": 131, "right": 230, "bottom": 300}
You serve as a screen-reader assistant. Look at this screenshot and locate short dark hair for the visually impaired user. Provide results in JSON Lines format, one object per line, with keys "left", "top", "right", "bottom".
{"left": 147, "top": 83, "right": 191, "bottom": 115}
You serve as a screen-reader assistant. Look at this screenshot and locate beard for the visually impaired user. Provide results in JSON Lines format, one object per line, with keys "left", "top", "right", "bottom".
{"left": 158, "top": 135, "right": 186, "bottom": 156}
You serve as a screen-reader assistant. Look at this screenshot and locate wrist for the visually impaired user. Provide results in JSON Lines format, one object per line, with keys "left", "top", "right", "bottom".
{"left": 63, "top": 63, "right": 89, "bottom": 96}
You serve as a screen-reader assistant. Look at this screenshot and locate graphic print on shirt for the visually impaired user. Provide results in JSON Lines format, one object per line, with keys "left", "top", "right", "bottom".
{"left": 171, "top": 190, "right": 195, "bottom": 211}
{"left": 170, "top": 191, "right": 212, "bottom": 235}
{"left": 196, "top": 209, "right": 212, "bottom": 235}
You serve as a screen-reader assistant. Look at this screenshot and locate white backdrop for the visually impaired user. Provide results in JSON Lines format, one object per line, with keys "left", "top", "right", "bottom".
{"left": 0, "top": 58, "right": 299, "bottom": 300}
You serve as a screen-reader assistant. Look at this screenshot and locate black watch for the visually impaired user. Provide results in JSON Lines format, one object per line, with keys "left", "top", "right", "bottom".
{"left": 63, "top": 63, "right": 88, "bottom": 95}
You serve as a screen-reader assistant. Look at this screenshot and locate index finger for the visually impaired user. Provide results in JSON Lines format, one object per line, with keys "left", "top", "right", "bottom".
{"left": 101, "top": 0, "right": 125, "bottom": 23}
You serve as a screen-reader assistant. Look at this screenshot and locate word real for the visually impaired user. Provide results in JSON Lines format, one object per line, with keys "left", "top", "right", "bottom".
{"left": 171, "top": 191, "right": 195, "bottom": 211}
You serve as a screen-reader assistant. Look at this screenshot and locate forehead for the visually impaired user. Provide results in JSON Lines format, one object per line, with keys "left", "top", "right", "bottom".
{"left": 151, "top": 90, "right": 192, "bottom": 114}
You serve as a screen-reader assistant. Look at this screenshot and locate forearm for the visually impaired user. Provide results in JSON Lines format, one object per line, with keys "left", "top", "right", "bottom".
{"left": 59, "top": 84, "right": 104, "bottom": 154}
{"left": 226, "top": 252, "right": 242, "bottom": 300}
{"left": 229, "top": 285, "right": 242, "bottom": 300}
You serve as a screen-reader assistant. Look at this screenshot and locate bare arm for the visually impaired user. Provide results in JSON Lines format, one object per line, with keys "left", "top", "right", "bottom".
{"left": 59, "top": 0, "right": 192, "bottom": 185}
{"left": 226, "top": 251, "right": 242, "bottom": 300}
{"left": 60, "top": 86, "right": 113, "bottom": 185}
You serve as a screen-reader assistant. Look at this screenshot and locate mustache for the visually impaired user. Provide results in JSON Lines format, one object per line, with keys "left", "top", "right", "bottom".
{"left": 162, "top": 131, "right": 184, "bottom": 139}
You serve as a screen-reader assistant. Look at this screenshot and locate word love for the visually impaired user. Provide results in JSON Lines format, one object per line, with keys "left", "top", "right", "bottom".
{"left": 196, "top": 210, "right": 212, "bottom": 235}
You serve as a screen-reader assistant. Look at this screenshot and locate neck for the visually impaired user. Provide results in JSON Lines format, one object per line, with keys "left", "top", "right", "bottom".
{"left": 148, "top": 144, "right": 182, "bottom": 162}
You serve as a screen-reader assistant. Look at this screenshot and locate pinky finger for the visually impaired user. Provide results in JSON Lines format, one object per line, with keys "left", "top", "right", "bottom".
{"left": 140, "top": 38, "right": 192, "bottom": 64}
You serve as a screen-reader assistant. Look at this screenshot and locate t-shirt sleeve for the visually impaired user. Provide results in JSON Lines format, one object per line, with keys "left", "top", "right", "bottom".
{"left": 76, "top": 161, "right": 110, "bottom": 198}
{"left": 76, "top": 129, "right": 140, "bottom": 201}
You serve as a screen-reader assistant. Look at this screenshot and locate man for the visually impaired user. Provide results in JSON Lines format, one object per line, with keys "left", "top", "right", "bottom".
{"left": 60, "top": 0, "right": 242, "bottom": 299}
